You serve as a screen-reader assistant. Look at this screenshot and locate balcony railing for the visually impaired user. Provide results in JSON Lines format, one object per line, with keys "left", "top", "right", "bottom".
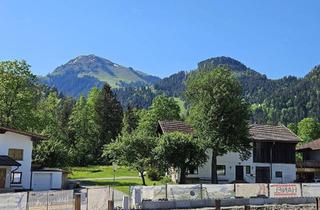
{"left": 296, "top": 160, "right": 320, "bottom": 168}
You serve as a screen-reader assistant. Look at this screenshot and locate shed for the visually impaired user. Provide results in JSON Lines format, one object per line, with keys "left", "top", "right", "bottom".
{"left": 31, "top": 168, "right": 69, "bottom": 191}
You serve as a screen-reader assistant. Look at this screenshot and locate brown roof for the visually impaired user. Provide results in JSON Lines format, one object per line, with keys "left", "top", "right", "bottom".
{"left": 297, "top": 139, "right": 320, "bottom": 151}
{"left": 157, "top": 121, "right": 300, "bottom": 143}
{"left": 0, "top": 126, "right": 46, "bottom": 141}
{"left": 158, "top": 120, "right": 194, "bottom": 134}
{"left": 249, "top": 124, "right": 300, "bottom": 143}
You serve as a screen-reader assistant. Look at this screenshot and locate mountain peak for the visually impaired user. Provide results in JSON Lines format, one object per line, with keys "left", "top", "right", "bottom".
{"left": 67, "top": 54, "right": 114, "bottom": 66}
{"left": 198, "top": 56, "right": 248, "bottom": 72}
{"left": 42, "top": 55, "right": 160, "bottom": 97}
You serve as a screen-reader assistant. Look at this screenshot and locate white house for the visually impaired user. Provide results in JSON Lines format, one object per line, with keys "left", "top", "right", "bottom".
{"left": 157, "top": 121, "right": 300, "bottom": 184}
{"left": 0, "top": 126, "right": 45, "bottom": 191}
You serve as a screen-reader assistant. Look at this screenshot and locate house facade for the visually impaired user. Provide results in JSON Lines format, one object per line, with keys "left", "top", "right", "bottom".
{"left": 157, "top": 121, "right": 300, "bottom": 184}
{"left": 296, "top": 139, "right": 320, "bottom": 182}
{"left": 0, "top": 127, "right": 44, "bottom": 191}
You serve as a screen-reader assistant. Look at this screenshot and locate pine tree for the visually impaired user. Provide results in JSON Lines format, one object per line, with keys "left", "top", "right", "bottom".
{"left": 95, "top": 83, "right": 123, "bottom": 162}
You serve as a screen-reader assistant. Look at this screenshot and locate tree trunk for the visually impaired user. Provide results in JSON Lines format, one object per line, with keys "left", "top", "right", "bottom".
{"left": 211, "top": 149, "right": 218, "bottom": 184}
{"left": 179, "top": 167, "right": 186, "bottom": 184}
{"left": 141, "top": 171, "right": 146, "bottom": 186}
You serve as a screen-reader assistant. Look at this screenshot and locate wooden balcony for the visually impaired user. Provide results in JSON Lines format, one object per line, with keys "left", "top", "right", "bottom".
{"left": 297, "top": 160, "right": 320, "bottom": 168}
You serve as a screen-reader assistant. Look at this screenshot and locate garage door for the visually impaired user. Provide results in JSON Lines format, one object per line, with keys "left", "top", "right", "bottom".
{"left": 32, "top": 173, "right": 52, "bottom": 191}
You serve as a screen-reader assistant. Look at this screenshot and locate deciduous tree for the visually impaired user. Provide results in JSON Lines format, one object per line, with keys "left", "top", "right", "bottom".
{"left": 0, "top": 60, "right": 39, "bottom": 129}
{"left": 104, "top": 134, "right": 156, "bottom": 185}
{"left": 155, "top": 132, "right": 207, "bottom": 183}
{"left": 297, "top": 118, "right": 320, "bottom": 142}
{"left": 137, "top": 95, "right": 180, "bottom": 136}
{"left": 186, "top": 68, "right": 251, "bottom": 183}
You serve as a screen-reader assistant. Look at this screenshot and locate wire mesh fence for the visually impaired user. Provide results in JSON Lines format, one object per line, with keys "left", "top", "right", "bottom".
{"left": 28, "top": 190, "right": 74, "bottom": 210}
{"left": 0, "top": 187, "right": 114, "bottom": 210}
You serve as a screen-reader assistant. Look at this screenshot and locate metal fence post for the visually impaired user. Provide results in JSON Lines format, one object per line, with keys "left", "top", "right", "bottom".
{"left": 200, "top": 184, "right": 203, "bottom": 200}
{"left": 244, "top": 205, "right": 250, "bottom": 210}
{"left": 108, "top": 200, "right": 114, "bottom": 210}
{"left": 165, "top": 184, "right": 168, "bottom": 200}
{"left": 26, "top": 191, "right": 29, "bottom": 210}
{"left": 75, "top": 194, "right": 81, "bottom": 210}
{"left": 215, "top": 199, "right": 221, "bottom": 210}
{"left": 317, "top": 197, "right": 320, "bottom": 210}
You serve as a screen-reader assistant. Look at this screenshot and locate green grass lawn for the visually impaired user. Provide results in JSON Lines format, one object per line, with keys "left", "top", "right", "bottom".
{"left": 68, "top": 165, "right": 139, "bottom": 179}
{"left": 68, "top": 165, "right": 161, "bottom": 194}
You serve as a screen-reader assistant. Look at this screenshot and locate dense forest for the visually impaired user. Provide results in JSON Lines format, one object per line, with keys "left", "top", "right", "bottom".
{"left": 40, "top": 55, "right": 320, "bottom": 126}
{"left": 2, "top": 58, "right": 320, "bottom": 169}
{"left": 116, "top": 57, "right": 320, "bottom": 126}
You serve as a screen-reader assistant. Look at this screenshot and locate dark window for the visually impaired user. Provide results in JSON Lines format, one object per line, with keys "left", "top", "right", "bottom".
{"left": 246, "top": 166, "right": 251, "bottom": 174}
{"left": 11, "top": 172, "right": 22, "bottom": 184}
{"left": 275, "top": 171, "right": 282, "bottom": 178}
{"left": 188, "top": 167, "right": 198, "bottom": 175}
{"left": 217, "top": 165, "right": 226, "bottom": 176}
{"left": 253, "top": 142, "right": 296, "bottom": 164}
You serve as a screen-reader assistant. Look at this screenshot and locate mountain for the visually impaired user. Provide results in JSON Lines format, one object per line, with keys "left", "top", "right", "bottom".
{"left": 40, "top": 55, "right": 320, "bottom": 125}
{"left": 119, "top": 56, "right": 320, "bottom": 125}
{"left": 41, "top": 54, "right": 160, "bottom": 97}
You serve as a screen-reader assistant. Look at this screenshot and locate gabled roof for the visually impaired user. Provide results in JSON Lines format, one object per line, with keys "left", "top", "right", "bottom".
{"left": 0, "top": 126, "right": 46, "bottom": 141}
{"left": 296, "top": 139, "right": 320, "bottom": 151}
{"left": 158, "top": 120, "right": 194, "bottom": 134}
{"left": 0, "top": 155, "right": 21, "bottom": 166}
{"left": 249, "top": 124, "right": 300, "bottom": 143}
{"left": 157, "top": 121, "right": 300, "bottom": 143}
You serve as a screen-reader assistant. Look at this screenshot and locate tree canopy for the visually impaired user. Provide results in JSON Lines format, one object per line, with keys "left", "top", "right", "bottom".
{"left": 104, "top": 134, "right": 156, "bottom": 185}
{"left": 186, "top": 67, "right": 251, "bottom": 183}
{"left": 155, "top": 132, "right": 207, "bottom": 183}
{"left": 297, "top": 117, "right": 320, "bottom": 142}
{"left": 137, "top": 95, "right": 180, "bottom": 136}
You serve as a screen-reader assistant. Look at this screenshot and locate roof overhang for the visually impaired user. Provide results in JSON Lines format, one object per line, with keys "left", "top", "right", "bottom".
{"left": 0, "top": 127, "right": 46, "bottom": 141}
{"left": 0, "top": 155, "right": 21, "bottom": 167}
{"left": 253, "top": 138, "right": 299, "bottom": 144}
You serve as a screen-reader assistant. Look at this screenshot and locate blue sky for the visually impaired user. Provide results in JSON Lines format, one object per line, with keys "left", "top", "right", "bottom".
{"left": 0, "top": 0, "right": 319, "bottom": 78}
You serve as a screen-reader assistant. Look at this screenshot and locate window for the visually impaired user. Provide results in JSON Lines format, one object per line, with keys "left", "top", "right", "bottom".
{"left": 217, "top": 165, "right": 226, "bottom": 176}
{"left": 275, "top": 171, "right": 282, "bottom": 178}
{"left": 11, "top": 172, "right": 22, "bottom": 184}
{"left": 253, "top": 142, "right": 296, "bottom": 164}
{"left": 188, "top": 167, "right": 198, "bottom": 175}
{"left": 8, "top": 149, "right": 23, "bottom": 161}
{"left": 246, "top": 166, "right": 251, "bottom": 174}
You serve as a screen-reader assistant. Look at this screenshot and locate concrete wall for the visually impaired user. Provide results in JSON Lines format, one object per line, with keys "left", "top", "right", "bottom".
{"left": 0, "top": 132, "right": 33, "bottom": 189}
{"left": 195, "top": 149, "right": 296, "bottom": 183}
{"left": 140, "top": 197, "right": 316, "bottom": 209}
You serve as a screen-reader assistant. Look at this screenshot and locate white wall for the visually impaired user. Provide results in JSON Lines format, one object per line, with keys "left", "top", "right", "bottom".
{"left": 32, "top": 171, "right": 63, "bottom": 191}
{"left": 195, "top": 149, "right": 296, "bottom": 183}
{"left": 0, "top": 132, "right": 33, "bottom": 189}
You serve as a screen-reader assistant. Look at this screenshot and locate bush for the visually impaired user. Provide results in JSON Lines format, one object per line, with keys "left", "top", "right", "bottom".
{"left": 160, "top": 176, "right": 172, "bottom": 184}
{"left": 147, "top": 168, "right": 162, "bottom": 181}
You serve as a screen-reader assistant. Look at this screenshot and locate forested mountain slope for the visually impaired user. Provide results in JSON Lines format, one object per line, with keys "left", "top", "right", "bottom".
{"left": 40, "top": 55, "right": 320, "bottom": 125}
